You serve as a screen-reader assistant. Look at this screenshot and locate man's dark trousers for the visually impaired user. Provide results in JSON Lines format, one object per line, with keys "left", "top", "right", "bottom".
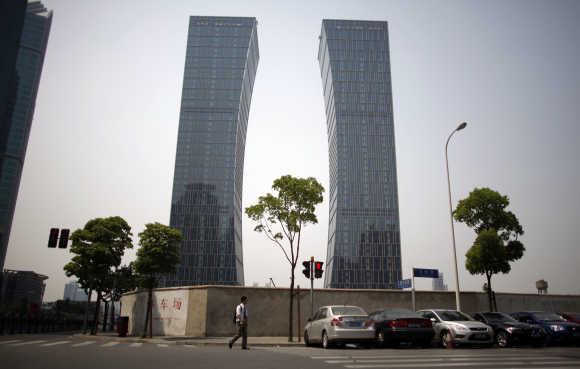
{"left": 230, "top": 323, "right": 247, "bottom": 348}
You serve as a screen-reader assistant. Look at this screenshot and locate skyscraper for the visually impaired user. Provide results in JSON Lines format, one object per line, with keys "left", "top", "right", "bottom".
{"left": 162, "top": 17, "right": 259, "bottom": 287}
{"left": 318, "top": 19, "right": 402, "bottom": 289}
{"left": 0, "top": 1, "right": 52, "bottom": 271}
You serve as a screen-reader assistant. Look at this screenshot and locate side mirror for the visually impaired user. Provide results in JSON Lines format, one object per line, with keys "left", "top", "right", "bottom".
{"left": 430, "top": 318, "right": 437, "bottom": 324}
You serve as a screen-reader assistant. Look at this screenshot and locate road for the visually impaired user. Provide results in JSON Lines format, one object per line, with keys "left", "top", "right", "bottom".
{"left": 1, "top": 334, "right": 579, "bottom": 369}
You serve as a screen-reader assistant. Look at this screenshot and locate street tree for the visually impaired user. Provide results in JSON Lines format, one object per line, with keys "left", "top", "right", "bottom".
{"left": 105, "top": 264, "right": 137, "bottom": 331}
{"left": 245, "top": 175, "right": 324, "bottom": 342}
{"left": 454, "top": 188, "right": 524, "bottom": 311}
{"left": 134, "top": 222, "right": 182, "bottom": 338}
{"left": 64, "top": 216, "right": 133, "bottom": 335}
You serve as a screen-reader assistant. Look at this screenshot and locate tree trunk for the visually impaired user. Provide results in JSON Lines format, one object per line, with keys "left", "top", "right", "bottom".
{"left": 110, "top": 299, "right": 115, "bottom": 332}
{"left": 91, "top": 292, "right": 101, "bottom": 335}
{"left": 102, "top": 301, "right": 109, "bottom": 332}
{"left": 82, "top": 289, "right": 92, "bottom": 334}
{"left": 142, "top": 286, "right": 152, "bottom": 338}
{"left": 486, "top": 273, "right": 493, "bottom": 312}
{"left": 288, "top": 268, "right": 295, "bottom": 342}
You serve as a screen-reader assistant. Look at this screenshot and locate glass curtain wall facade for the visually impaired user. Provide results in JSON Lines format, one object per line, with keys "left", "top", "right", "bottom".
{"left": 161, "top": 16, "right": 259, "bottom": 287}
{"left": 0, "top": 1, "right": 52, "bottom": 270}
{"left": 318, "top": 19, "right": 402, "bottom": 289}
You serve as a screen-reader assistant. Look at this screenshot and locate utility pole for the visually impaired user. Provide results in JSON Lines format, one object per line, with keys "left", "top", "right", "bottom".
{"left": 309, "top": 256, "right": 314, "bottom": 318}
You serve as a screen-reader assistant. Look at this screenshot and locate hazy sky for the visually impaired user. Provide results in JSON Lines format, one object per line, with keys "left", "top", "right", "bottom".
{"left": 5, "top": 0, "right": 579, "bottom": 301}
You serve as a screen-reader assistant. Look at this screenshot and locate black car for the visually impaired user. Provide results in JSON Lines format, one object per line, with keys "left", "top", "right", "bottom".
{"left": 367, "top": 308, "right": 434, "bottom": 348}
{"left": 511, "top": 311, "right": 580, "bottom": 346}
{"left": 472, "top": 312, "right": 547, "bottom": 348}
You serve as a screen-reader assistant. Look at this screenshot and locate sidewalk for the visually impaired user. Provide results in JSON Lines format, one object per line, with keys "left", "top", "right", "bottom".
{"left": 73, "top": 332, "right": 304, "bottom": 347}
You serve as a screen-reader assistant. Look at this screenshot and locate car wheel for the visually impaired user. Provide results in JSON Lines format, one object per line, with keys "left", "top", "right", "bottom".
{"left": 304, "top": 331, "right": 311, "bottom": 347}
{"left": 496, "top": 330, "right": 509, "bottom": 348}
{"left": 419, "top": 340, "right": 432, "bottom": 349}
{"left": 322, "top": 331, "right": 332, "bottom": 349}
{"left": 440, "top": 331, "right": 453, "bottom": 348}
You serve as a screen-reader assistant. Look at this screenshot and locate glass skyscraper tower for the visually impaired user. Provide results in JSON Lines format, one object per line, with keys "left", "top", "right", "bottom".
{"left": 318, "top": 19, "right": 402, "bottom": 289}
{"left": 0, "top": 1, "right": 52, "bottom": 271}
{"left": 162, "top": 16, "right": 259, "bottom": 287}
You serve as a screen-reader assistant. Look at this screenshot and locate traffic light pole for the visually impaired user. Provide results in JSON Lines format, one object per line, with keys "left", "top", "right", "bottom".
{"left": 310, "top": 256, "right": 314, "bottom": 318}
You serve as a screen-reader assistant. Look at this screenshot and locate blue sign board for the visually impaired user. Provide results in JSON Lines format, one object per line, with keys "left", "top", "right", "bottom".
{"left": 396, "top": 279, "right": 412, "bottom": 289}
{"left": 413, "top": 268, "right": 439, "bottom": 278}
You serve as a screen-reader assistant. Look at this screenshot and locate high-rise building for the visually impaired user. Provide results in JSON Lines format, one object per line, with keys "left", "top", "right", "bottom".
{"left": 0, "top": 1, "right": 52, "bottom": 271}
{"left": 318, "top": 19, "right": 402, "bottom": 289}
{"left": 161, "top": 17, "right": 259, "bottom": 287}
{"left": 63, "top": 281, "right": 88, "bottom": 301}
{"left": 432, "top": 272, "right": 448, "bottom": 291}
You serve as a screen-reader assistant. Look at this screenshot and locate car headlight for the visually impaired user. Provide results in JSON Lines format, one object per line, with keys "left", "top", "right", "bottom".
{"left": 506, "top": 327, "right": 515, "bottom": 333}
{"left": 550, "top": 325, "right": 565, "bottom": 332}
{"left": 454, "top": 325, "right": 470, "bottom": 333}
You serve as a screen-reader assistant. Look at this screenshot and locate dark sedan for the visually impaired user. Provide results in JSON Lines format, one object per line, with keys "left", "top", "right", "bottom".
{"left": 511, "top": 311, "right": 580, "bottom": 346}
{"left": 472, "top": 312, "right": 547, "bottom": 348}
{"left": 367, "top": 308, "right": 434, "bottom": 348}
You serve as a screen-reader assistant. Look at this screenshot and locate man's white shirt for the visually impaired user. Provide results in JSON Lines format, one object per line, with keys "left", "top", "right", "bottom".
{"left": 236, "top": 303, "right": 248, "bottom": 322}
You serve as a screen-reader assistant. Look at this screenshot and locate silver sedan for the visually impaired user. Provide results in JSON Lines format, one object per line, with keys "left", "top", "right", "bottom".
{"left": 304, "top": 305, "right": 375, "bottom": 348}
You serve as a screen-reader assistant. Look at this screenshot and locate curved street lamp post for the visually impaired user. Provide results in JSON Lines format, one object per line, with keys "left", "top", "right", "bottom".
{"left": 445, "top": 122, "right": 467, "bottom": 311}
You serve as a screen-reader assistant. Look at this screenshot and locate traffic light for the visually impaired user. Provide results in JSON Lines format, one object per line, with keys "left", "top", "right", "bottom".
{"left": 48, "top": 228, "right": 59, "bottom": 248}
{"left": 302, "top": 260, "right": 311, "bottom": 278}
{"left": 58, "top": 229, "right": 70, "bottom": 248}
{"left": 314, "top": 261, "right": 324, "bottom": 279}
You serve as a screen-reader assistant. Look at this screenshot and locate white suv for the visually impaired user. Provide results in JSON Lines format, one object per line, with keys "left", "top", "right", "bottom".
{"left": 418, "top": 309, "right": 494, "bottom": 348}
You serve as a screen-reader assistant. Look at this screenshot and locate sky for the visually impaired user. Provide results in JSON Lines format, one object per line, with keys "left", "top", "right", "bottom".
{"left": 5, "top": 0, "right": 579, "bottom": 302}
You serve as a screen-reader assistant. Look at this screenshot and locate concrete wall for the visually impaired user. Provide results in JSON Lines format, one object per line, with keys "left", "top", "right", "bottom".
{"left": 121, "top": 286, "right": 580, "bottom": 337}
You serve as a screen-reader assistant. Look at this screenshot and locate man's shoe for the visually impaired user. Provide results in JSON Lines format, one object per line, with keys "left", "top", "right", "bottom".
{"left": 242, "top": 347, "right": 250, "bottom": 350}
{"left": 228, "top": 342, "right": 232, "bottom": 349}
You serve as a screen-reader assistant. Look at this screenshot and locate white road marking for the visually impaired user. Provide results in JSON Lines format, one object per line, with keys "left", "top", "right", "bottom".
{"left": 71, "top": 341, "right": 96, "bottom": 347}
{"left": 101, "top": 341, "right": 120, "bottom": 347}
{"left": 346, "top": 362, "right": 526, "bottom": 368}
{"left": 10, "top": 340, "right": 47, "bottom": 346}
{"left": 311, "top": 356, "right": 351, "bottom": 359}
{"left": 129, "top": 342, "right": 143, "bottom": 347}
{"left": 157, "top": 344, "right": 169, "bottom": 348}
{"left": 0, "top": 340, "right": 22, "bottom": 345}
{"left": 40, "top": 341, "right": 71, "bottom": 347}
{"left": 184, "top": 344, "right": 197, "bottom": 348}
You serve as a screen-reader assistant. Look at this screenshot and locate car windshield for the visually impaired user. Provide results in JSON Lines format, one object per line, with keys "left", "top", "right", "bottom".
{"left": 331, "top": 306, "right": 366, "bottom": 316}
{"left": 483, "top": 312, "right": 517, "bottom": 323}
{"left": 384, "top": 310, "right": 422, "bottom": 319}
{"left": 438, "top": 311, "right": 473, "bottom": 321}
{"left": 533, "top": 312, "right": 565, "bottom": 321}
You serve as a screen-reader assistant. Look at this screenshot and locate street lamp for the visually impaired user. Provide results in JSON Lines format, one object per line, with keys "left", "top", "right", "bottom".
{"left": 445, "top": 121, "right": 467, "bottom": 311}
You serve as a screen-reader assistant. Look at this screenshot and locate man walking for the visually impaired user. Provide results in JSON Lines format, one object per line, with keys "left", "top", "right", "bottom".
{"left": 229, "top": 296, "right": 249, "bottom": 349}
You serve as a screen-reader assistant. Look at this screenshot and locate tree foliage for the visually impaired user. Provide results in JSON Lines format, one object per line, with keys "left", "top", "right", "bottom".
{"left": 63, "top": 216, "right": 132, "bottom": 334}
{"left": 245, "top": 175, "right": 324, "bottom": 341}
{"left": 134, "top": 222, "right": 182, "bottom": 338}
{"left": 454, "top": 188, "right": 525, "bottom": 311}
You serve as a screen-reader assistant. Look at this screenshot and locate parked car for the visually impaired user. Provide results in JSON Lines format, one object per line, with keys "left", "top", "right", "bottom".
{"left": 559, "top": 312, "right": 580, "bottom": 324}
{"left": 304, "top": 305, "right": 375, "bottom": 348}
{"left": 367, "top": 308, "right": 434, "bottom": 348}
{"left": 417, "top": 309, "right": 493, "bottom": 348}
{"left": 471, "top": 312, "right": 547, "bottom": 347}
{"left": 511, "top": 311, "right": 580, "bottom": 346}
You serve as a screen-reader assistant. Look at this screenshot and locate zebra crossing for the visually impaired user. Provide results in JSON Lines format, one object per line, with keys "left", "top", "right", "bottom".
{"left": 0, "top": 338, "right": 186, "bottom": 350}
{"left": 307, "top": 351, "right": 580, "bottom": 369}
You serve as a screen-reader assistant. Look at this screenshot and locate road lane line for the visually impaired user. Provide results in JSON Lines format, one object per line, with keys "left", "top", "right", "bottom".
{"left": 40, "top": 341, "right": 71, "bottom": 347}
{"left": 184, "top": 344, "right": 197, "bottom": 348}
{"left": 157, "top": 344, "right": 169, "bottom": 347}
{"left": 129, "top": 342, "right": 143, "bottom": 347}
{"left": 101, "top": 341, "right": 120, "bottom": 347}
{"left": 0, "top": 340, "right": 22, "bottom": 345}
{"left": 71, "top": 341, "right": 96, "bottom": 347}
{"left": 10, "top": 340, "right": 47, "bottom": 346}
{"left": 311, "top": 356, "right": 351, "bottom": 359}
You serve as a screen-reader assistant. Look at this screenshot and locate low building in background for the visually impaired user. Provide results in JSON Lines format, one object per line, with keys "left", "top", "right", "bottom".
{"left": 0, "top": 269, "right": 48, "bottom": 308}
{"left": 63, "top": 281, "right": 88, "bottom": 302}
{"left": 432, "top": 272, "right": 448, "bottom": 291}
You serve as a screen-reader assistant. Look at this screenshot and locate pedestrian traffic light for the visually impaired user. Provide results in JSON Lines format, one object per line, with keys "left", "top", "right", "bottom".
{"left": 58, "top": 229, "right": 70, "bottom": 248}
{"left": 302, "top": 260, "right": 311, "bottom": 278}
{"left": 314, "top": 261, "right": 324, "bottom": 279}
{"left": 48, "top": 228, "right": 59, "bottom": 248}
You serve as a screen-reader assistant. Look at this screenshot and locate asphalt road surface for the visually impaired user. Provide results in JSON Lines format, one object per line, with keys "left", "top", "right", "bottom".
{"left": 1, "top": 334, "right": 580, "bottom": 369}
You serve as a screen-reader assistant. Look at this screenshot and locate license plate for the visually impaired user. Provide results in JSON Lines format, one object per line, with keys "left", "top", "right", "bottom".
{"left": 472, "top": 334, "right": 488, "bottom": 340}
{"left": 347, "top": 321, "right": 362, "bottom": 328}
{"left": 408, "top": 324, "right": 420, "bottom": 328}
